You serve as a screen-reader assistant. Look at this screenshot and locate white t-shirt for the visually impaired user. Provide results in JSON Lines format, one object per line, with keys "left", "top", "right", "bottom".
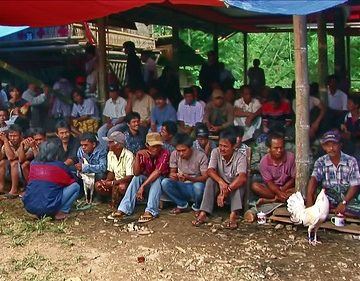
{"left": 103, "top": 97, "right": 127, "bottom": 120}
{"left": 328, "top": 89, "right": 347, "bottom": 111}
{"left": 233, "top": 97, "right": 261, "bottom": 127}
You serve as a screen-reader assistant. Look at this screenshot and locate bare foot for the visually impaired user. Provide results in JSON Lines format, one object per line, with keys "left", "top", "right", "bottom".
{"left": 55, "top": 211, "right": 69, "bottom": 220}
{"left": 217, "top": 194, "right": 225, "bottom": 207}
{"left": 192, "top": 211, "right": 207, "bottom": 226}
{"left": 256, "top": 197, "right": 276, "bottom": 206}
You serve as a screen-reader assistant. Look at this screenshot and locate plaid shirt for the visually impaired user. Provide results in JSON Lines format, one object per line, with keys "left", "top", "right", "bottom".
{"left": 312, "top": 152, "right": 360, "bottom": 188}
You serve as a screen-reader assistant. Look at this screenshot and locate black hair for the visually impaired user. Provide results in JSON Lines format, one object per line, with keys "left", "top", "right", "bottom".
{"left": 131, "top": 85, "right": 145, "bottom": 92}
{"left": 239, "top": 84, "right": 252, "bottom": 94}
{"left": 268, "top": 89, "right": 281, "bottom": 104}
{"left": 79, "top": 132, "right": 98, "bottom": 143}
{"left": 327, "top": 74, "right": 337, "bottom": 84}
{"left": 265, "top": 131, "right": 285, "bottom": 148}
{"left": 162, "top": 121, "right": 177, "bottom": 136}
{"left": 253, "top": 59, "right": 260, "bottom": 66}
{"left": 230, "top": 125, "right": 244, "bottom": 138}
{"left": 183, "top": 87, "right": 194, "bottom": 95}
{"left": 219, "top": 128, "right": 237, "bottom": 145}
{"left": 72, "top": 87, "right": 85, "bottom": 99}
{"left": 154, "top": 94, "right": 167, "bottom": 101}
{"left": 8, "top": 124, "right": 22, "bottom": 134}
{"left": 123, "top": 41, "right": 136, "bottom": 52}
{"left": 348, "top": 95, "right": 360, "bottom": 106}
{"left": 9, "top": 85, "right": 21, "bottom": 93}
{"left": 125, "top": 111, "right": 141, "bottom": 123}
{"left": 85, "top": 44, "right": 96, "bottom": 56}
{"left": 174, "top": 133, "right": 193, "bottom": 148}
{"left": 29, "top": 127, "right": 46, "bottom": 137}
{"left": 0, "top": 107, "right": 8, "bottom": 114}
{"left": 35, "top": 141, "right": 61, "bottom": 162}
{"left": 55, "top": 120, "right": 70, "bottom": 131}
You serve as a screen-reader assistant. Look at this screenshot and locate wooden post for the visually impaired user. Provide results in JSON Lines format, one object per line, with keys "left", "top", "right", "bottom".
{"left": 243, "top": 32, "right": 248, "bottom": 85}
{"left": 346, "top": 34, "right": 351, "bottom": 89}
{"left": 293, "top": 15, "right": 310, "bottom": 193}
{"left": 317, "top": 13, "right": 328, "bottom": 104}
{"left": 334, "top": 8, "right": 346, "bottom": 81}
{"left": 213, "top": 25, "right": 219, "bottom": 58}
{"left": 172, "top": 25, "right": 180, "bottom": 73}
{"left": 97, "top": 17, "right": 107, "bottom": 104}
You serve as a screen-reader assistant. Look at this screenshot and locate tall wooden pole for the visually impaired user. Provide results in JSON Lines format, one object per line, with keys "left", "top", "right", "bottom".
{"left": 97, "top": 17, "right": 107, "bottom": 104}
{"left": 293, "top": 15, "right": 310, "bottom": 193}
{"left": 346, "top": 34, "right": 351, "bottom": 89}
{"left": 334, "top": 8, "right": 346, "bottom": 81}
{"left": 172, "top": 25, "right": 180, "bottom": 73}
{"left": 243, "top": 32, "right": 248, "bottom": 85}
{"left": 213, "top": 25, "right": 219, "bottom": 59}
{"left": 317, "top": 13, "right": 328, "bottom": 104}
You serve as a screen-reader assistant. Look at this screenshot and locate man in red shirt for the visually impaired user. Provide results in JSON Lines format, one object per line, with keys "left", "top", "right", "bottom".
{"left": 111, "top": 132, "right": 170, "bottom": 223}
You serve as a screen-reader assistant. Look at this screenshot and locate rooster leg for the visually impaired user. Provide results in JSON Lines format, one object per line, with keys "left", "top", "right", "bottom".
{"left": 312, "top": 229, "right": 322, "bottom": 245}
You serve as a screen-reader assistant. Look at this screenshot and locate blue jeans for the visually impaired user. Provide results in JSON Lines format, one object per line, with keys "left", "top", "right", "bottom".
{"left": 161, "top": 178, "right": 205, "bottom": 211}
{"left": 117, "top": 175, "right": 163, "bottom": 217}
{"left": 60, "top": 182, "right": 80, "bottom": 213}
{"left": 97, "top": 122, "right": 126, "bottom": 147}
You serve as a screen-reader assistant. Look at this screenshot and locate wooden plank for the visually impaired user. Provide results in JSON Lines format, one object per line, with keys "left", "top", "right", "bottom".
{"left": 270, "top": 215, "right": 360, "bottom": 235}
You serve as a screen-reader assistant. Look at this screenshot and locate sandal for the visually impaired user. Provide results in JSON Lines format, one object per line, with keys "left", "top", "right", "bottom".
{"left": 191, "top": 218, "right": 206, "bottom": 227}
{"left": 224, "top": 220, "right": 238, "bottom": 230}
{"left": 138, "top": 213, "right": 155, "bottom": 223}
{"left": 169, "top": 207, "right": 190, "bottom": 215}
{"left": 108, "top": 211, "right": 124, "bottom": 220}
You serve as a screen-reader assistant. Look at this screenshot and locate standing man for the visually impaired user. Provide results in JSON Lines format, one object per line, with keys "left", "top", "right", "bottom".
{"left": 97, "top": 85, "right": 127, "bottom": 146}
{"left": 247, "top": 59, "right": 266, "bottom": 96}
{"left": 306, "top": 131, "right": 360, "bottom": 216}
{"left": 96, "top": 131, "right": 134, "bottom": 210}
{"left": 251, "top": 131, "right": 295, "bottom": 205}
{"left": 199, "top": 50, "right": 220, "bottom": 101}
{"left": 327, "top": 75, "right": 348, "bottom": 128}
{"left": 112, "top": 132, "right": 170, "bottom": 223}
{"left": 192, "top": 129, "right": 247, "bottom": 229}
{"left": 141, "top": 50, "right": 157, "bottom": 86}
{"left": 162, "top": 133, "right": 208, "bottom": 215}
{"left": 123, "top": 41, "right": 143, "bottom": 89}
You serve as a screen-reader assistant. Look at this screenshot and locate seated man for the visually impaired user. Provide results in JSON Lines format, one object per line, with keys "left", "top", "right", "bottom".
{"left": 97, "top": 85, "right": 127, "bottom": 147}
{"left": 251, "top": 131, "right": 295, "bottom": 205}
{"left": 121, "top": 112, "right": 146, "bottom": 155}
{"left": 160, "top": 120, "right": 177, "bottom": 153}
{"left": 306, "top": 131, "right": 360, "bottom": 216}
{"left": 177, "top": 88, "right": 204, "bottom": 135}
{"left": 203, "top": 89, "right": 234, "bottom": 135}
{"left": 112, "top": 132, "right": 170, "bottom": 223}
{"left": 162, "top": 133, "right": 208, "bottom": 215}
{"left": 18, "top": 127, "right": 47, "bottom": 180}
{"left": 0, "top": 108, "right": 9, "bottom": 132}
{"left": 54, "top": 121, "right": 80, "bottom": 168}
{"left": 0, "top": 125, "right": 29, "bottom": 198}
{"left": 76, "top": 132, "right": 107, "bottom": 181}
{"left": 192, "top": 124, "right": 216, "bottom": 158}
{"left": 71, "top": 88, "right": 100, "bottom": 135}
{"left": 150, "top": 94, "right": 177, "bottom": 132}
{"left": 193, "top": 129, "right": 247, "bottom": 229}
{"left": 125, "top": 86, "right": 154, "bottom": 129}
{"left": 96, "top": 131, "right": 134, "bottom": 210}
{"left": 234, "top": 85, "right": 262, "bottom": 141}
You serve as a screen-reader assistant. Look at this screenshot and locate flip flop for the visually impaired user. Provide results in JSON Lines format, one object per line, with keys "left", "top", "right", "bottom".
{"left": 138, "top": 213, "right": 155, "bottom": 223}
{"left": 4, "top": 193, "right": 19, "bottom": 199}
{"left": 108, "top": 211, "right": 124, "bottom": 220}
{"left": 191, "top": 218, "right": 206, "bottom": 227}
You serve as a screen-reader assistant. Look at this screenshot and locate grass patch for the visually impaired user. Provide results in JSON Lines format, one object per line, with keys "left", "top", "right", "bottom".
{"left": 10, "top": 252, "right": 47, "bottom": 271}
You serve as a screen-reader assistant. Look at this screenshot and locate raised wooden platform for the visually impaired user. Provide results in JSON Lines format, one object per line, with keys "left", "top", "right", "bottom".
{"left": 270, "top": 207, "right": 360, "bottom": 235}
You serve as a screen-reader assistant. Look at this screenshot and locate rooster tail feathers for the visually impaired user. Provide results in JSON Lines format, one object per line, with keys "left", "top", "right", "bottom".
{"left": 287, "top": 192, "right": 305, "bottom": 223}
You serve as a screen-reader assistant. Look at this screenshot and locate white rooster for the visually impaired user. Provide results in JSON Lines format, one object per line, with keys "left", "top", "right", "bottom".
{"left": 287, "top": 188, "right": 329, "bottom": 246}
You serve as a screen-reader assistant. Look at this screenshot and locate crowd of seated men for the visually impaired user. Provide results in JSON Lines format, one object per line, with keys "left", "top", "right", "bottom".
{"left": 0, "top": 50, "right": 359, "bottom": 223}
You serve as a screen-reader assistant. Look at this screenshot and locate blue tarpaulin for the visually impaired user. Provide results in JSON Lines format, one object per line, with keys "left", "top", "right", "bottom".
{"left": 224, "top": 0, "right": 347, "bottom": 15}
{"left": 0, "top": 26, "right": 28, "bottom": 38}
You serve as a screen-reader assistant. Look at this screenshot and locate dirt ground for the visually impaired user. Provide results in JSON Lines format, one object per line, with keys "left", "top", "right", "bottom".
{"left": 0, "top": 198, "right": 360, "bottom": 281}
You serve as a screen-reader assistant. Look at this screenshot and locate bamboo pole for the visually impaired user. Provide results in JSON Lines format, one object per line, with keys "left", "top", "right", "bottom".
{"left": 0, "top": 59, "right": 71, "bottom": 104}
{"left": 293, "top": 15, "right": 310, "bottom": 193}
{"left": 317, "top": 13, "right": 328, "bottom": 104}
{"left": 172, "top": 26, "right": 180, "bottom": 73}
{"left": 97, "top": 17, "right": 107, "bottom": 105}
{"left": 243, "top": 32, "right": 248, "bottom": 85}
{"left": 334, "top": 8, "right": 346, "bottom": 81}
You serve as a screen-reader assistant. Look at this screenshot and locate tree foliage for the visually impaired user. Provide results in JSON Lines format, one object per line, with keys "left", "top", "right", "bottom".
{"left": 154, "top": 26, "right": 358, "bottom": 90}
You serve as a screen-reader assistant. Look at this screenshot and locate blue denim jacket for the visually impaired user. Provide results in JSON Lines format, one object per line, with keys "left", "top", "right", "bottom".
{"left": 77, "top": 143, "right": 107, "bottom": 174}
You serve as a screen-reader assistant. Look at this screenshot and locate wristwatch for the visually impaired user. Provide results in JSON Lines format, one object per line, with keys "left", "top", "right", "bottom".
{"left": 342, "top": 200, "right": 347, "bottom": 205}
